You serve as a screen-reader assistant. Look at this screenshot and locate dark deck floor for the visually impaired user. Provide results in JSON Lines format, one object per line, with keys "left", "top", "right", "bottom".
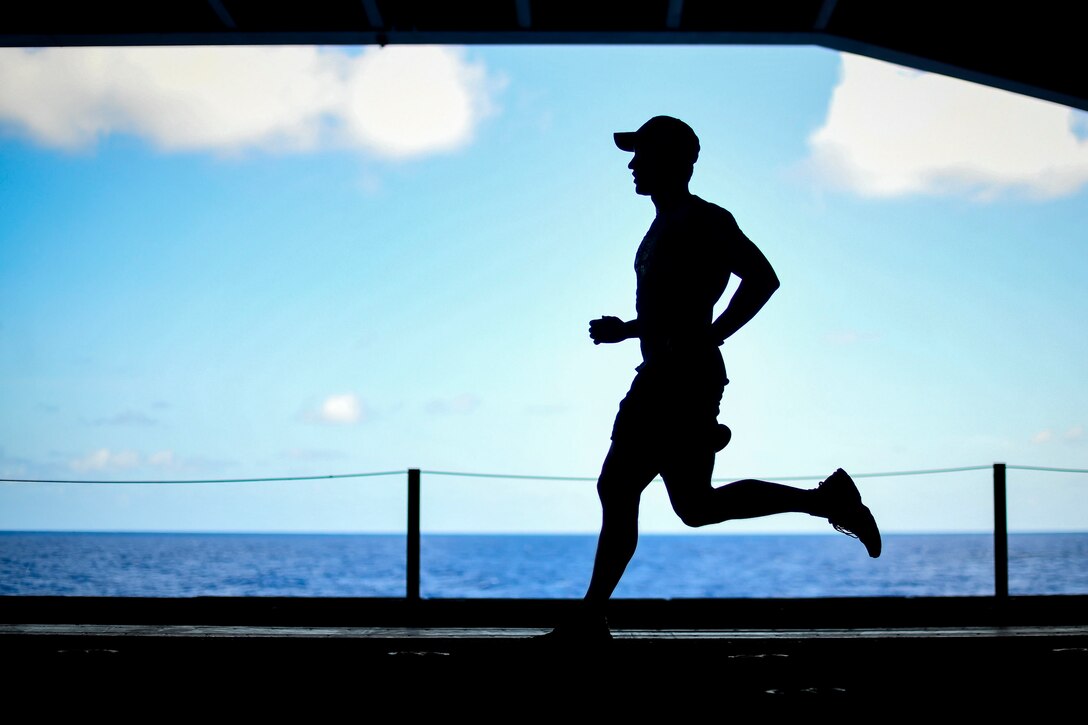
{"left": 5, "top": 596, "right": 1086, "bottom": 714}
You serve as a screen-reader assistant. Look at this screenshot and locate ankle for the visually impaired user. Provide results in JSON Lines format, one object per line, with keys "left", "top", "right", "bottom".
{"left": 806, "top": 487, "right": 831, "bottom": 518}
{"left": 580, "top": 598, "right": 607, "bottom": 620}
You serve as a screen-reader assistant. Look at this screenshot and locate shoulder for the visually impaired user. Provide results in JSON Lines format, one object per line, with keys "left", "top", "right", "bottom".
{"left": 691, "top": 196, "right": 743, "bottom": 238}
{"left": 694, "top": 196, "right": 737, "bottom": 222}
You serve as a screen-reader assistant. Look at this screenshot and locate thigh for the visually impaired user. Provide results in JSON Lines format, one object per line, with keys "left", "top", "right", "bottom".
{"left": 659, "top": 445, "right": 716, "bottom": 515}
{"left": 596, "top": 439, "right": 660, "bottom": 503}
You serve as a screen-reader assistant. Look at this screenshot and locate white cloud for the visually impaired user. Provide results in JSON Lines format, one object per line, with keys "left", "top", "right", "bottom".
{"left": 311, "top": 393, "right": 364, "bottom": 425}
{"left": 0, "top": 45, "right": 500, "bottom": 159}
{"left": 342, "top": 45, "right": 498, "bottom": 157}
{"left": 1030, "top": 430, "right": 1054, "bottom": 445}
{"left": 70, "top": 448, "right": 140, "bottom": 472}
{"left": 0, "top": 448, "right": 35, "bottom": 478}
{"left": 806, "top": 54, "right": 1088, "bottom": 200}
{"left": 147, "top": 450, "right": 176, "bottom": 467}
{"left": 1065, "top": 425, "right": 1084, "bottom": 442}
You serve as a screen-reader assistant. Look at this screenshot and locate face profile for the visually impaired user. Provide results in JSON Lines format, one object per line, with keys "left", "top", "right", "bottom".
{"left": 628, "top": 148, "right": 691, "bottom": 197}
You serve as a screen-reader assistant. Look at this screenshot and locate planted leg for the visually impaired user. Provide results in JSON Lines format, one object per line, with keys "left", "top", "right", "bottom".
{"left": 584, "top": 441, "right": 659, "bottom": 607}
{"left": 536, "top": 442, "right": 657, "bottom": 642}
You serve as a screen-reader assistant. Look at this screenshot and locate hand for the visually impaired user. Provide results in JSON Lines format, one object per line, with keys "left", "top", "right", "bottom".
{"left": 589, "top": 316, "right": 628, "bottom": 345}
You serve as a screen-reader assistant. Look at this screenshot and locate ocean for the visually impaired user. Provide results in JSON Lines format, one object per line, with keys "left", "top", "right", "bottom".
{"left": 2, "top": 531, "right": 1086, "bottom": 599}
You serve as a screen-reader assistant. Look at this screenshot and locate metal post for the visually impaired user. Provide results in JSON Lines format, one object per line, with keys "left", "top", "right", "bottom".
{"left": 993, "top": 463, "right": 1008, "bottom": 599}
{"left": 407, "top": 468, "right": 420, "bottom": 602}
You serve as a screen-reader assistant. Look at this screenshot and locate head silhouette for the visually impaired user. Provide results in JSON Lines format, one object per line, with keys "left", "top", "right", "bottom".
{"left": 614, "top": 116, "right": 699, "bottom": 197}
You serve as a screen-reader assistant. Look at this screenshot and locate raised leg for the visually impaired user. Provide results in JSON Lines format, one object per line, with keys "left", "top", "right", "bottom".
{"left": 659, "top": 448, "right": 823, "bottom": 527}
{"left": 661, "top": 455, "right": 881, "bottom": 556}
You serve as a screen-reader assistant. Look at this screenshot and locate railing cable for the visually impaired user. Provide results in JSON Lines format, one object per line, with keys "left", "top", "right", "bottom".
{"left": 2, "top": 463, "right": 1084, "bottom": 485}
{"left": 0, "top": 471, "right": 404, "bottom": 485}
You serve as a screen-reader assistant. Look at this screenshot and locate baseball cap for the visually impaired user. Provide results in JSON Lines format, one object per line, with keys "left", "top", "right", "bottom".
{"left": 614, "top": 116, "right": 700, "bottom": 164}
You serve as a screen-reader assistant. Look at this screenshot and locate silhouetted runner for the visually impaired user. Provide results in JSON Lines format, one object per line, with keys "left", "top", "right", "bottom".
{"left": 540, "top": 116, "right": 880, "bottom": 643}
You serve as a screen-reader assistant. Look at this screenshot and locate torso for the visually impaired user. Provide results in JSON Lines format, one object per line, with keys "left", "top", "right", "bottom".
{"left": 634, "top": 195, "right": 737, "bottom": 371}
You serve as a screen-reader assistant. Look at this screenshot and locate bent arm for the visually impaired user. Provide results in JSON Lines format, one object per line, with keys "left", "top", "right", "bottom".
{"left": 710, "top": 277, "right": 778, "bottom": 344}
{"left": 710, "top": 228, "right": 780, "bottom": 345}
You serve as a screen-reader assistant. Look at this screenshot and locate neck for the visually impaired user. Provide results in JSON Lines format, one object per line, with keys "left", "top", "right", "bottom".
{"left": 651, "top": 186, "right": 692, "bottom": 214}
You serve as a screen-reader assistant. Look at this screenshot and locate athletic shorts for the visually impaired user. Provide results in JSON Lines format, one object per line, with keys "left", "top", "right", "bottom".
{"left": 610, "top": 353, "right": 727, "bottom": 454}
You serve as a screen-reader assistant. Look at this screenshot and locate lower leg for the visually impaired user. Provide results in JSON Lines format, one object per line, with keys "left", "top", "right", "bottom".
{"left": 667, "top": 468, "right": 876, "bottom": 557}
{"left": 664, "top": 449, "right": 826, "bottom": 526}
{"left": 704, "top": 478, "right": 825, "bottom": 521}
{"left": 583, "top": 501, "right": 640, "bottom": 611}
{"left": 539, "top": 490, "right": 641, "bottom": 639}
{"left": 580, "top": 442, "right": 657, "bottom": 612}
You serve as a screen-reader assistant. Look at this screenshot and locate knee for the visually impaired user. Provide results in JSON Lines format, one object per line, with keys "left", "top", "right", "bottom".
{"left": 672, "top": 499, "right": 715, "bottom": 528}
{"left": 596, "top": 475, "right": 629, "bottom": 507}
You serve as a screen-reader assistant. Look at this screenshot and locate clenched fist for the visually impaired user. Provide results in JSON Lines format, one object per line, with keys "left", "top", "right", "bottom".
{"left": 589, "top": 316, "right": 630, "bottom": 345}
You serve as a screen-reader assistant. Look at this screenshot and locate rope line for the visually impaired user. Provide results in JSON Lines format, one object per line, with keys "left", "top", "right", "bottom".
{"left": 3, "top": 463, "right": 1084, "bottom": 485}
{"left": 719, "top": 464, "right": 994, "bottom": 483}
{"left": 1006, "top": 465, "right": 1088, "bottom": 474}
{"left": 422, "top": 469, "right": 597, "bottom": 482}
{"left": 427, "top": 464, "right": 995, "bottom": 483}
{"left": 0, "top": 470, "right": 404, "bottom": 485}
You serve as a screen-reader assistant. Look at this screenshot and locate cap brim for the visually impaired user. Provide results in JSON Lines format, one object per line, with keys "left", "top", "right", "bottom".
{"left": 614, "top": 131, "right": 638, "bottom": 152}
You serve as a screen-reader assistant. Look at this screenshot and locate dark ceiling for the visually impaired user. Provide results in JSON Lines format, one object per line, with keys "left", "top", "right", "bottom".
{"left": 3, "top": 1, "right": 1084, "bottom": 111}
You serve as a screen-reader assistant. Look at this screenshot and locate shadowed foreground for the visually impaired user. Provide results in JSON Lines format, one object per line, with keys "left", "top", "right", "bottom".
{"left": 4, "top": 596, "right": 1085, "bottom": 715}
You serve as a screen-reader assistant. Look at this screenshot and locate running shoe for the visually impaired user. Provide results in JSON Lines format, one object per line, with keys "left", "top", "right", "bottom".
{"left": 817, "top": 468, "right": 881, "bottom": 558}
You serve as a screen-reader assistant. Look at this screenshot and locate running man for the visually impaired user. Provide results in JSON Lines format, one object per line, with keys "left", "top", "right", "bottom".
{"left": 542, "top": 116, "right": 880, "bottom": 641}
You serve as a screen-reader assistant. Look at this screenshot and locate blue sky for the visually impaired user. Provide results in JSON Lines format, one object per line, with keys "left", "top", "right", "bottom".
{"left": 1, "top": 44, "right": 1086, "bottom": 534}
